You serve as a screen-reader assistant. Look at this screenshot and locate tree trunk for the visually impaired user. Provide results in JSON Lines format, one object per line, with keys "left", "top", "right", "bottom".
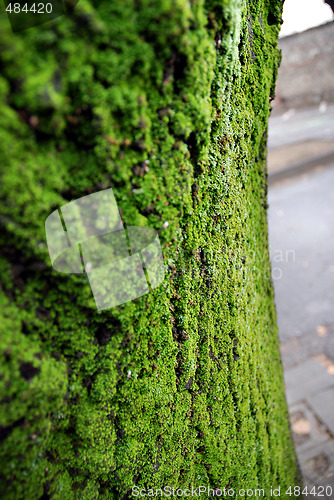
{"left": 0, "top": 0, "right": 300, "bottom": 498}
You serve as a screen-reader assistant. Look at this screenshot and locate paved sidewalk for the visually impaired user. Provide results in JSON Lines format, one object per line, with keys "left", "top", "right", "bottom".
{"left": 268, "top": 162, "right": 334, "bottom": 499}
{"left": 284, "top": 358, "right": 334, "bottom": 498}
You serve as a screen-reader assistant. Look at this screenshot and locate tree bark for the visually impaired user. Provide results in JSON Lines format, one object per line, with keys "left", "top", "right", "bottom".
{"left": 0, "top": 0, "right": 300, "bottom": 498}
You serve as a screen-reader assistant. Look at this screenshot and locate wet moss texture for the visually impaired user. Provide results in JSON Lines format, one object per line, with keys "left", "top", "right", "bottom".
{"left": 0, "top": 0, "right": 299, "bottom": 498}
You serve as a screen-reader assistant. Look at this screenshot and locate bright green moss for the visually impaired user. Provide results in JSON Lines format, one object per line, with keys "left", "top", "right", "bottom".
{"left": 0, "top": 0, "right": 300, "bottom": 498}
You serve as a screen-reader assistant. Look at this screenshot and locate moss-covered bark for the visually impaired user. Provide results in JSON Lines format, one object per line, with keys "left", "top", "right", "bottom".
{"left": 0, "top": 0, "right": 300, "bottom": 498}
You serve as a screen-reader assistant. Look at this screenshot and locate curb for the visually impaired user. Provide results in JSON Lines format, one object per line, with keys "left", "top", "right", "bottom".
{"left": 268, "top": 149, "right": 334, "bottom": 185}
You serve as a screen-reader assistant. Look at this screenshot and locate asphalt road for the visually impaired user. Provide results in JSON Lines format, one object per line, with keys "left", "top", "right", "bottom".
{"left": 268, "top": 165, "right": 334, "bottom": 343}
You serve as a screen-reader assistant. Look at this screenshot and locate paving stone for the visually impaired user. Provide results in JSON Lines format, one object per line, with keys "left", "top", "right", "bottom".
{"left": 303, "top": 470, "right": 334, "bottom": 500}
{"left": 284, "top": 359, "right": 334, "bottom": 405}
{"left": 280, "top": 325, "right": 334, "bottom": 369}
{"left": 308, "top": 386, "right": 334, "bottom": 437}
{"left": 290, "top": 402, "right": 329, "bottom": 452}
{"left": 298, "top": 439, "right": 334, "bottom": 498}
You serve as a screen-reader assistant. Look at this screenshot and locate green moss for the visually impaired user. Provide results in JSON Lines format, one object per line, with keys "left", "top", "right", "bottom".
{"left": 0, "top": 0, "right": 300, "bottom": 498}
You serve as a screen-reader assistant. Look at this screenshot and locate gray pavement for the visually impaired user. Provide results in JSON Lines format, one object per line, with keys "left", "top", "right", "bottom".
{"left": 268, "top": 136, "right": 334, "bottom": 496}
{"left": 268, "top": 166, "right": 334, "bottom": 341}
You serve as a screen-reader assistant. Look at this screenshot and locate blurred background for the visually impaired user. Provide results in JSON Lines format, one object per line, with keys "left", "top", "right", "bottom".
{"left": 268, "top": 0, "right": 334, "bottom": 495}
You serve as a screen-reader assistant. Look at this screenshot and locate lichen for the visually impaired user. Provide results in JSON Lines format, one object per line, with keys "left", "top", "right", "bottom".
{"left": 0, "top": 0, "right": 299, "bottom": 498}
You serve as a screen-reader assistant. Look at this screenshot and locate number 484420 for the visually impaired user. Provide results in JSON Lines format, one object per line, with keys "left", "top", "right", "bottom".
{"left": 286, "top": 485, "right": 332, "bottom": 496}
{"left": 6, "top": 3, "right": 53, "bottom": 13}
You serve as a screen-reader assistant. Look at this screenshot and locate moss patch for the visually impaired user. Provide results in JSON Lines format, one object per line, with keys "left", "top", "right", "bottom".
{"left": 0, "top": 0, "right": 299, "bottom": 498}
